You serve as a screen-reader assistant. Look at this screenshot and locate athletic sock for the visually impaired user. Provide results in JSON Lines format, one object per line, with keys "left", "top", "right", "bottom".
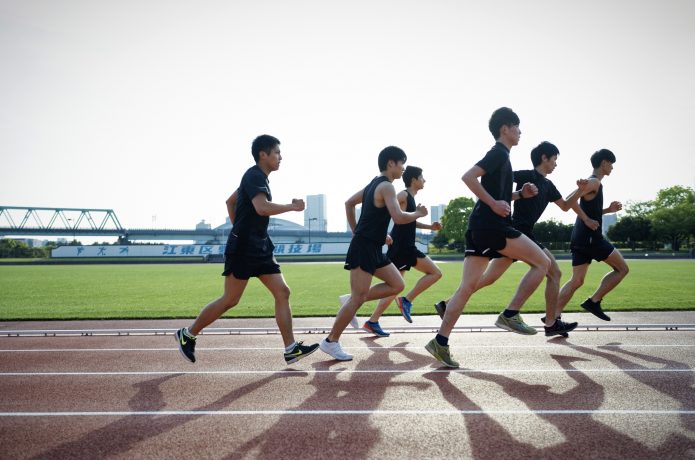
{"left": 503, "top": 309, "right": 519, "bottom": 318}
{"left": 435, "top": 334, "right": 449, "bottom": 346}
{"left": 183, "top": 327, "right": 196, "bottom": 338}
{"left": 285, "top": 342, "right": 297, "bottom": 353}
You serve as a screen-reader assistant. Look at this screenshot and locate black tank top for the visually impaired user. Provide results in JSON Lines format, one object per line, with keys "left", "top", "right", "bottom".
{"left": 573, "top": 176, "right": 603, "bottom": 241}
{"left": 390, "top": 190, "right": 416, "bottom": 247}
{"left": 354, "top": 176, "right": 392, "bottom": 243}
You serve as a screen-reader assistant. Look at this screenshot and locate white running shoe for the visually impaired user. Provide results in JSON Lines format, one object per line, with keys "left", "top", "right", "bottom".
{"left": 339, "top": 294, "right": 359, "bottom": 329}
{"left": 320, "top": 338, "right": 353, "bottom": 361}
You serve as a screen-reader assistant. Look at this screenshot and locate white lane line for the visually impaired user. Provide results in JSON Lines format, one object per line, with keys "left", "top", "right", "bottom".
{"left": 0, "top": 409, "right": 693, "bottom": 417}
{"left": 2, "top": 344, "right": 695, "bottom": 352}
{"left": 0, "top": 368, "right": 692, "bottom": 376}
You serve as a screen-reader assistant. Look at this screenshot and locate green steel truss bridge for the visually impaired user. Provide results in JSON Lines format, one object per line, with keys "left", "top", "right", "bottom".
{"left": 0, "top": 206, "right": 225, "bottom": 241}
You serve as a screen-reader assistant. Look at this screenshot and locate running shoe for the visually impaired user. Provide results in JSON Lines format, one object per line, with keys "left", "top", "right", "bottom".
{"left": 175, "top": 327, "right": 197, "bottom": 363}
{"left": 544, "top": 319, "right": 578, "bottom": 337}
{"left": 434, "top": 300, "right": 447, "bottom": 319}
{"left": 396, "top": 296, "right": 413, "bottom": 323}
{"left": 541, "top": 315, "right": 569, "bottom": 338}
{"left": 580, "top": 298, "right": 611, "bottom": 321}
{"left": 362, "top": 321, "right": 390, "bottom": 337}
{"left": 284, "top": 341, "right": 320, "bottom": 364}
{"left": 339, "top": 294, "right": 360, "bottom": 329}
{"left": 319, "top": 338, "right": 353, "bottom": 361}
{"left": 495, "top": 313, "right": 538, "bottom": 335}
{"left": 425, "top": 338, "right": 459, "bottom": 368}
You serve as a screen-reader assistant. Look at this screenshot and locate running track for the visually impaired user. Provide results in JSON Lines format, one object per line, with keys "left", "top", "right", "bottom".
{"left": 1, "top": 312, "right": 694, "bottom": 459}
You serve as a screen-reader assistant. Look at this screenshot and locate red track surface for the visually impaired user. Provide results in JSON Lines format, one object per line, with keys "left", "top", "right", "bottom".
{"left": 1, "top": 313, "right": 694, "bottom": 459}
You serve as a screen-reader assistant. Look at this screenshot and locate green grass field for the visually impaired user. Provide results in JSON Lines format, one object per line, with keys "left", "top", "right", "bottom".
{"left": 0, "top": 260, "right": 694, "bottom": 320}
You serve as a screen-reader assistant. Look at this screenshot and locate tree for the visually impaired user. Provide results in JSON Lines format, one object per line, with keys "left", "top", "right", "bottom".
{"left": 607, "top": 216, "right": 652, "bottom": 250}
{"left": 653, "top": 185, "right": 694, "bottom": 208}
{"left": 649, "top": 186, "right": 695, "bottom": 251}
{"left": 430, "top": 231, "right": 449, "bottom": 250}
{"left": 533, "top": 219, "right": 573, "bottom": 244}
{"left": 440, "top": 197, "right": 475, "bottom": 252}
{"left": 651, "top": 205, "right": 695, "bottom": 251}
{"left": 625, "top": 200, "right": 655, "bottom": 219}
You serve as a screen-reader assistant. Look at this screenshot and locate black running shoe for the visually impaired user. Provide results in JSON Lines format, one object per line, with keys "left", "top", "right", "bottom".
{"left": 175, "top": 328, "right": 196, "bottom": 363}
{"left": 580, "top": 298, "right": 611, "bottom": 321}
{"left": 544, "top": 319, "right": 578, "bottom": 337}
{"left": 541, "top": 316, "right": 569, "bottom": 338}
{"left": 434, "top": 300, "right": 447, "bottom": 319}
{"left": 284, "top": 341, "right": 320, "bottom": 364}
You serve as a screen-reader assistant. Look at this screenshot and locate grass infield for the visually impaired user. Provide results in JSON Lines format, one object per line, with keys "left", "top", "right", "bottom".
{"left": 0, "top": 260, "right": 693, "bottom": 320}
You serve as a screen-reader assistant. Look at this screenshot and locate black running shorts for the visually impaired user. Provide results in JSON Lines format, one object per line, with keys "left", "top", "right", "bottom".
{"left": 464, "top": 227, "right": 522, "bottom": 259}
{"left": 387, "top": 245, "right": 426, "bottom": 271}
{"left": 571, "top": 237, "right": 615, "bottom": 266}
{"left": 222, "top": 233, "right": 281, "bottom": 280}
{"left": 344, "top": 235, "right": 392, "bottom": 274}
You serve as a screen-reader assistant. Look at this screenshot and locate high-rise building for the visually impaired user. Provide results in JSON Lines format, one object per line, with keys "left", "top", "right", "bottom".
{"left": 305, "top": 194, "right": 327, "bottom": 231}
{"left": 430, "top": 204, "right": 447, "bottom": 229}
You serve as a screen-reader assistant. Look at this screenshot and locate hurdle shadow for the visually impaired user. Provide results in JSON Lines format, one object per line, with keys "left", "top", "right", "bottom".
{"left": 222, "top": 337, "right": 431, "bottom": 459}
{"left": 32, "top": 370, "right": 308, "bottom": 459}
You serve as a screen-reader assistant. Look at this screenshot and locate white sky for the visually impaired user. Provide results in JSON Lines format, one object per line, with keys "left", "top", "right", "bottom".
{"left": 2, "top": 0, "right": 694, "bottom": 236}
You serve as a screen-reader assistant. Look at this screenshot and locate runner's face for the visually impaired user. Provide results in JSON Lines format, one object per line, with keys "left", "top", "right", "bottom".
{"left": 263, "top": 146, "right": 282, "bottom": 171}
{"left": 392, "top": 160, "right": 405, "bottom": 179}
{"left": 602, "top": 160, "right": 614, "bottom": 176}
{"left": 501, "top": 124, "right": 521, "bottom": 146}
{"left": 543, "top": 155, "right": 558, "bottom": 174}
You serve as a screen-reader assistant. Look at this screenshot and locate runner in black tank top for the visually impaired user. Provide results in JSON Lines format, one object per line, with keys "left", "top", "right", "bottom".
{"left": 359, "top": 166, "right": 443, "bottom": 337}
{"left": 353, "top": 175, "right": 392, "bottom": 244}
{"left": 557, "top": 149, "right": 629, "bottom": 323}
{"left": 320, "top": 147, "right": 427, "bottom": 362}
{"left": 571, "top": 175, "right": 604, "bottom": 245}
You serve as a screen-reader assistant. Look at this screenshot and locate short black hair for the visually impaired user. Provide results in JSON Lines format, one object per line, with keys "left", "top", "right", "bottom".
{"left": 403, "top": 166, "right": 423, "bottom": 187}
{"left": 251, "top": 134, "right": 280, "bottom": 162}
{"left": 488, "top": 107, "right": 520, "bottom": 139}
{"left": 378, "top": 146, "right": 407, "bottom": 171}
{"left": 590, "top": 149, "right": 616, "bottom": 168}
{"left": 530, "top": 141, "right": 559, "bottom": 167}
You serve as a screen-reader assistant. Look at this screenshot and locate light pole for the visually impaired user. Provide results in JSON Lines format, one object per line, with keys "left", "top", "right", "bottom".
{"left": 307, "top": 217, "right": 318, "bottom": 244}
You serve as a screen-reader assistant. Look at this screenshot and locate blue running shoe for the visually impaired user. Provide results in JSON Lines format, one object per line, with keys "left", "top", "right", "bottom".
{"left": 363, "top": 321, "right": 390, "bottom": 337}
{"left": 396, "top": 296, "right": 413, "bottom": 323}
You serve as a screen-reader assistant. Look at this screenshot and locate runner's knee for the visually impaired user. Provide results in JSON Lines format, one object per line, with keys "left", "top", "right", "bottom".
{"left": 546, "top": 264, "right": 561, "bottom": 283}
{"left": 392, "top": 277, "right": 405, "bottom": 293}
{"left": 431, "top": 268, "right": 443, "bottom": 281}
{"left": 273, "top": 284, "right": 291, "bottom": 301}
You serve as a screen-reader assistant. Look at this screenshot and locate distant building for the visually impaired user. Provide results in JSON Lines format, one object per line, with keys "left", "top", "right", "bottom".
{"left": 602, "top": 214, "right": 618, "bottom": 236}
{"left": 430, "top": 204, "right": 446, "bottom": 229}
{"left": 195, "top": 220, "right": 212, "bottom": 244}
{"left": 305, "top": 194, "right": 327, "bottom": 231}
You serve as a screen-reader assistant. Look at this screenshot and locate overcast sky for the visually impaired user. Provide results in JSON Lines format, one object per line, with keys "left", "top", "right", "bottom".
{"left": 2, "top": 0, "right": 694, "bottom": 236}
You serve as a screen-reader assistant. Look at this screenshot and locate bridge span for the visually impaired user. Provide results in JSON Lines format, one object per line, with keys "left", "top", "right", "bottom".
{"left": 0, "top": 206, "right": 227, "bottom": 242}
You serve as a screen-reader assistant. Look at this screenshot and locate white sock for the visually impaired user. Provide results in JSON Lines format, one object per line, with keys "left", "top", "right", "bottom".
{"left": 184, "top": 327, "right": 196, "bottom": 338}
{"left": 285, "top": 341, "right": 297, "bottom": 353}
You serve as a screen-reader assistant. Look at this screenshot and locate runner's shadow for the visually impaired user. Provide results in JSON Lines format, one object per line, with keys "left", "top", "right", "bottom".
{"left": 568, "top": 340, "right": 695, "bottom": 432}
{"left": 464, "top": 353, "right": 692, "bottom": 458}
{"left": 223, "top": 339, "right": 431, "bottom": 459}
{"left": 32, "top": 370, "right": 307, "bottom": 459}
